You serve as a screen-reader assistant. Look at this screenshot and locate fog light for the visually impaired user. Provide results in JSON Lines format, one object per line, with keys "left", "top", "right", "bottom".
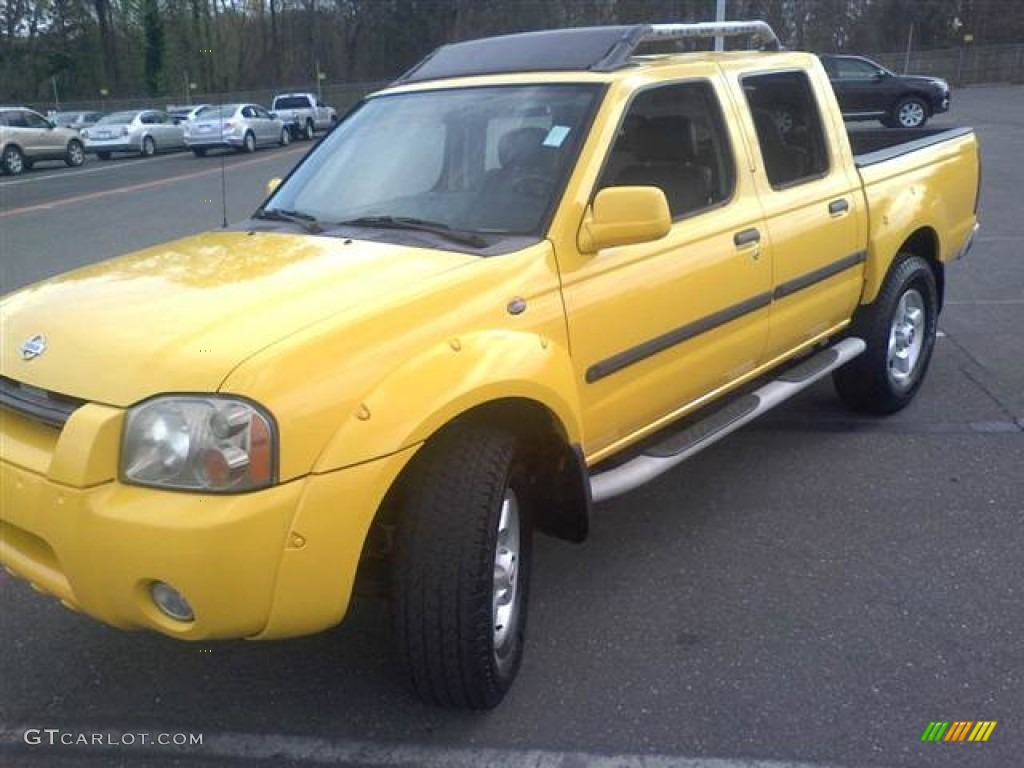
{"left": 150, "top": 581, "right": 194, "bottom": 622}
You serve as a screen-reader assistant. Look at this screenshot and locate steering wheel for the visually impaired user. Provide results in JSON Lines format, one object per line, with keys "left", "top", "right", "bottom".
{"left": 510, "top": 174, "right": 554, "bottom": 198}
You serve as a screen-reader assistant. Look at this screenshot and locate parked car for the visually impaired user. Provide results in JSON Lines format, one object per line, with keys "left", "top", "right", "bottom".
{"left": 819, "top": 54, "right": 950, "bottom": 128}
{"left": 0, "top": 106, "right": 87, "bottom": 174}
{"left": 82, "top": 110, "right": 185, "bottom": 159}
{"left": 167, "top": 104, "right": 213, "bottom": 124}
{"left": 50, "top": 110, "right": 105, "bottom": 133}
{"left": 184, "top": 103, "right": 290, "bottom": 155}
{"left": 0, "top": 21, "right": 980, "bottom": 710}
{"left": 270, "top": 92, "right": 337, "bottom": 139}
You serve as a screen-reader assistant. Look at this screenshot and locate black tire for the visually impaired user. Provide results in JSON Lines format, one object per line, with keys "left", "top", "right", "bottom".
{"left": 833, "top": 254, "right": 939, "bottom": 414}
{"left": 141, "top": 136, "right": 156, "bottom": 157}
{"left": 97, "top": 151, "right": 111, "bottom": 161}
{"left": 890, "top": 96, "right": 929, "bottom": 129}
{"left": 191, "top": 148, "right": 207, "bottom": 157}
{"left": 303, "top": 119, "right": 315, "bottom": 140}
{"left": 393, "top": 424, "right": 533, "bottom": 709}
{"left": 65, "top": 139, "right": 86, "bottom": 167}
{"left": 279, "top": 128, "right": 291, "bottom": 147}
{"left": 242, "top": 131, "right": 256, "bottom": 153}
{"left": 1, "top": 144, "right": 25, "bottom": 175}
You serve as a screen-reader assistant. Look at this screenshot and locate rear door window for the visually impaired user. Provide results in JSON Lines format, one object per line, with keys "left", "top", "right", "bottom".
{"left": 741, "top": 71, "right": 829, "bottom": 189}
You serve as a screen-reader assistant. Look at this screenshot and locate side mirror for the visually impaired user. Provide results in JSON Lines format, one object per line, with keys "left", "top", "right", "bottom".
{"left": 266, "top": 177, "right": 282, "bottom": 196}
{"left": 578, "top": 186, "right": 672, "bottom": 253}
{"left": 269, "top": 111, "right": 278, "bottom": 119}
{"left": 872, "top": 71, "right": 886, "bottom": 82}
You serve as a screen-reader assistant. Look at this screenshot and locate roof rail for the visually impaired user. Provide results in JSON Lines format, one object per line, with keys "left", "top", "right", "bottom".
{"left": 592, "top": 21, "right": 781, "bottom": 70}
{"left": 395, "top": 21, "right": 782, "bottom": 86}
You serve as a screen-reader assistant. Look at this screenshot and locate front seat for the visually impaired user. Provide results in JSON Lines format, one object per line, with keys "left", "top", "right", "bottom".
{"left": 613, "top": 116, "right": 712, "bottom": 217}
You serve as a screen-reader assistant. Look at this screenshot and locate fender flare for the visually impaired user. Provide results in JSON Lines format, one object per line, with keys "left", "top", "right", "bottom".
{"left": 313, "top": 329, "right": 584, "bottom": 473}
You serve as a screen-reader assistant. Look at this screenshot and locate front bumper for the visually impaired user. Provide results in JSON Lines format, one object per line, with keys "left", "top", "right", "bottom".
{"left": 1, "top": 403, "right": 418, "bottom": 641}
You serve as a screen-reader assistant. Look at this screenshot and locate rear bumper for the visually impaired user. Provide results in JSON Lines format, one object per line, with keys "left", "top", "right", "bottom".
{"left": 84, "top": 140, "right": 138, "bottom": 154}
{"left": 186, "top": 135, "right": 244, "bottom": 149}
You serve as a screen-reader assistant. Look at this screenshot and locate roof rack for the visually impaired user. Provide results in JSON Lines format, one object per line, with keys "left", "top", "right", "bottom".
{"left": 395, "top": 21, "right": 782, "bottom": 85}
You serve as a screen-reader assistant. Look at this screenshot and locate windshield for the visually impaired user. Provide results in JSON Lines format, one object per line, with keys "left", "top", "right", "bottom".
{"left": 267, "top": 84, "right": 601, "bottom": 239}
{"left": 97, "top": 111, "right": 138, "bottom": 125}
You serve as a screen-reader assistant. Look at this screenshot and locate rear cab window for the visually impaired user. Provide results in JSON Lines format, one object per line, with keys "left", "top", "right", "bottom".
{"left": 740, "top": 71, "right": 830, "bottom": 189}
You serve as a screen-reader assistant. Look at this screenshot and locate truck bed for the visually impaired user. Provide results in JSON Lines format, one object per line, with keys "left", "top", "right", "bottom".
{"left": 848, "top": 125, "right": 974, "bottom": 166}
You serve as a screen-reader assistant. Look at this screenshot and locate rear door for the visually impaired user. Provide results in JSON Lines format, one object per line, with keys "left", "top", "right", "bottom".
{"left": 728, "top": 67, "right": 864, "bottom": 361}
{"left": 555, "top": 72, "right": 772, "bottom": 459}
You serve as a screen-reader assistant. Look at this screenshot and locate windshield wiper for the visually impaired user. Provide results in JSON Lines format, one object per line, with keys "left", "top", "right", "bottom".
{"left": 253, "top": 208, "right": 322, "bottom": 234}
{"left": 337, "top": 216, "right": 488, "bottom": 249}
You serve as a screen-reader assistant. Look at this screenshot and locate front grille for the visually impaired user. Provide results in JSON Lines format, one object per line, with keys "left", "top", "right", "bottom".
{"left": 0, "top": 376, "right": 84, "bottom": 429}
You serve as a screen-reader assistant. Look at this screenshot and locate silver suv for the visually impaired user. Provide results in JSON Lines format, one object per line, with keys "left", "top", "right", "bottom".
{"left": 0, "top": 107, "right": 87, "bottom": 175}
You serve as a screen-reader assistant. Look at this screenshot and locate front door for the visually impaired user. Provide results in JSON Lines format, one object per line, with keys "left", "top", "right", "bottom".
{"left": 555, "top": 74, "right": 772, "bottom": 460}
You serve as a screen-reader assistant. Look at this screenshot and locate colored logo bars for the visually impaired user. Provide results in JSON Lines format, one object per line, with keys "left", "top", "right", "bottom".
{"left": 921, "top": 721, "right": 997, "bottom": 742}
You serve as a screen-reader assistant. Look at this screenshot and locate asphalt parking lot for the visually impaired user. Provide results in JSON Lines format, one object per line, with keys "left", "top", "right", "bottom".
{"left": 0, "top": 86, "right": 1022, "bottom": 768}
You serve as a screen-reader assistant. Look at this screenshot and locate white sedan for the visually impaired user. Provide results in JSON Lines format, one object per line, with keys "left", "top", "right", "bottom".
{"left": 184, "top": 103, "right": 290, "bottom": 156}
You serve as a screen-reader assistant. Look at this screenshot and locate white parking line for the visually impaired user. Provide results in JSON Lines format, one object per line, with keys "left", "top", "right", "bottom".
{"left": 0, "top": 152, "right": 191, "bottom": 186}
{"left": 0, "top": 724, "right": 864, "bottom": 768}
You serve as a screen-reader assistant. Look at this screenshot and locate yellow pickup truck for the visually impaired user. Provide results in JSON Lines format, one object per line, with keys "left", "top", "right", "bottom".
{"left": 0, "top": 22, "right": 980, "bottom": 709}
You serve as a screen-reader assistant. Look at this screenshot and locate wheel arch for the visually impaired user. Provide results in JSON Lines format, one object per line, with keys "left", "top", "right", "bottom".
{"left": 863, "top": 225, "right": 943, "bottom": 309}
{"left": 369, "top": 397, "right": 591, "bottom": 552}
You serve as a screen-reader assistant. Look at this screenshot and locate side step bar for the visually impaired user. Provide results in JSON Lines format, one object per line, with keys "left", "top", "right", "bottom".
{"left": 589, "top": 337, "right": 866, "bottom": 503}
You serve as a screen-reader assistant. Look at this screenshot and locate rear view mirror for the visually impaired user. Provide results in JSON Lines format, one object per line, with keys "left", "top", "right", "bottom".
{"left": 578, "top": 186, "right": 672, "bottom": 253}
{"left": 266, "top": 177, "right": 282, "bottom": 196}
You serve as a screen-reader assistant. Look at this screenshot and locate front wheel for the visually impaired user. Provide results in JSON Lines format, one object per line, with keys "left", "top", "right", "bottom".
{"left": 191, "top": 147, "right": 207, "bottom": 157}
{"left": 302, "top": 119, "right": 315, "bottom": 140}
{"left": 97, "top": 151, "right": 111, "bottom": 161}
{"left": 242, "top": 131, "right": 256, "bottom": 153}
{"left": 279, "top": 128, "right": 291, "bottom": 147}
{"left": 833, "top": 254, "right": 939, "bottom": 414}
{"left": 393, "top": 424, "right": 532, "bottom": 709}
{"left": 65, "top": 139, "right": 86, "bottom": 167}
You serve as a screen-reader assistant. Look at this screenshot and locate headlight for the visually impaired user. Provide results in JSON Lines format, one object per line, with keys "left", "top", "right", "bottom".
{"left": 122, "top": 396, "right": 276, "bottom": 492}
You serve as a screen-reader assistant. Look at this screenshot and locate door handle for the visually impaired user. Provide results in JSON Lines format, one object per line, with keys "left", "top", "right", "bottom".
{"left": 829, "top": 199, "right": 849, "bottom": 216}
{"left": 734, "top": 228, "right": 761, "bottom": 247}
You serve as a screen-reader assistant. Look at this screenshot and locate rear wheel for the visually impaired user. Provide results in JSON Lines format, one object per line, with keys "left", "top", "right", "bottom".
{"left": 393, "top": 424, "right": 533, "bottom": 709}
{"left": 833, "top": 254, "right": 939, "bottom": 413}
{"left": 97, "top": 151, "right": 112, "bottom": 161}
{"left": 891, "top": 96, "right": 929, "bottom": 128}
{"left": 141, "top": 136, "right": 156, "bottom": 157}
{"left": 65, "top": 139, "right": 86, "bottom": 167}
{"left": 303, "top": 119, "right": 315, "bottom": 140}
{"left": 1, "top": 145, "right": 25, "bottom": 175}
{"left": 191, "top": 147, "right": 207, "bottom": 157}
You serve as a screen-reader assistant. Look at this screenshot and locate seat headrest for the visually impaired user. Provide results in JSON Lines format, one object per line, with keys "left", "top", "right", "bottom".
{"left": 636, "top": 116, "right": 698, "bottom": 164}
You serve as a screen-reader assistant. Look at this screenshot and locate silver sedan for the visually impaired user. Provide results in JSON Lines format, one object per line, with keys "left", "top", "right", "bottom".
{"left": 184, "top": 103, "right": 290, "bottom": 156}
{"left": 82, "top": 110, "right": 185, "bottom": 159}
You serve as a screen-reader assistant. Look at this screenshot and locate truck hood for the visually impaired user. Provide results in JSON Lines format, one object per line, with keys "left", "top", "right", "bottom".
{"left": 0, "top": 231, "right": 476, "bottom": 406}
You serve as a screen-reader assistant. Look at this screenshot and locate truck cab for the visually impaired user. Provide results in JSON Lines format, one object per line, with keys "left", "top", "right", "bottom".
{"left": 0, "top": 22, "right": 980, "bottom": 710}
